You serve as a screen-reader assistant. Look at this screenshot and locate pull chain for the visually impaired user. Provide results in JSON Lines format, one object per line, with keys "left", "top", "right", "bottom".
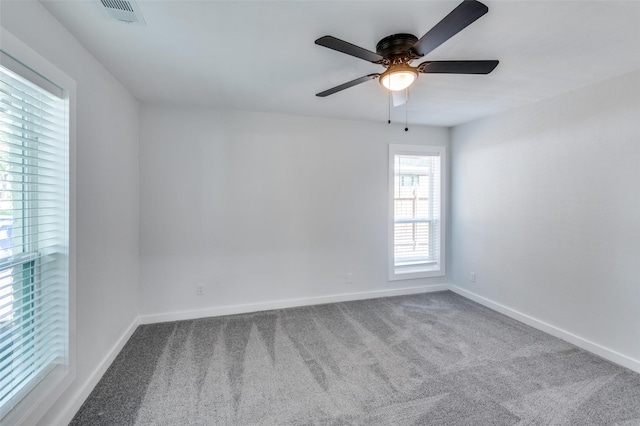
{"left": 388, "top": 90, "right": 391, "bottom": 124}
{"left": 404, "top": 88, "right": 409, "bottom": 131}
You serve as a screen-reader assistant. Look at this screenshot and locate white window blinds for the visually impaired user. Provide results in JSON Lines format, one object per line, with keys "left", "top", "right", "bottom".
{"left": 389, "top": 145, "right": 445, "bottom": 280}
{"left": 0, "top": 61, "right": 69, "bottom": 419}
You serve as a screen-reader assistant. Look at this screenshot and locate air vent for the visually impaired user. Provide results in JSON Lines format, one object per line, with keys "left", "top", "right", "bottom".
{"left": 97, "top": 0, "right": 146, "bottom": 25}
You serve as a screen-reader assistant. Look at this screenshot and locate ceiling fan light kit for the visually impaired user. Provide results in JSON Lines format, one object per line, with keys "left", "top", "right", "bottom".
{"left": 315, "top": 0, "right": 499, "bottom": 119}
{"left": 380, "top": 64, "right": 418, "bottom": 91}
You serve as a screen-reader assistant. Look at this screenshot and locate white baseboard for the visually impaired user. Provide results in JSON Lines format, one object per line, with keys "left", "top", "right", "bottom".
{"left": 138, "top": 284, "right": 448, "bottom": 325}
{"left": 51, "top": 283, "right": 640, "bottom": 424}
{"left": 49, "top": 317, "right": 140, "bottom": 426}
{"left": 449, "top": 285, "right": 640, "bottom": 374}
{"left": 49, "top": 285, "right": 446, "bottom": 424}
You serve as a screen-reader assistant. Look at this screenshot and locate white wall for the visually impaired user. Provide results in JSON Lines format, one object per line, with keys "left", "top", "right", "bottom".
{"left": 139, "top": 106, "right": 449, "bottom": 320}
{"left": 1, "top": 1, "right": 140, "bottom": 424}
{"left": 450, "top": 71, "right": 640, "bottom": 367}
{"left": 6, "top": 1, "right": 637, "bottom": 422}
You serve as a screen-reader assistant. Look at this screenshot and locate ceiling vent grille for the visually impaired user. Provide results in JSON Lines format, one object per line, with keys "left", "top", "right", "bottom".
{"left": 97, "top": 0, "right": 146, "bottom": 25}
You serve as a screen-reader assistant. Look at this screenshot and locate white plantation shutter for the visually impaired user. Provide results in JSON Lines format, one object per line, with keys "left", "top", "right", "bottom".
{"left": 389, "top": 145, "right": 445, "bottom": 280}
{"left": 0, "top": 58, "right": 69, "bottom": 419}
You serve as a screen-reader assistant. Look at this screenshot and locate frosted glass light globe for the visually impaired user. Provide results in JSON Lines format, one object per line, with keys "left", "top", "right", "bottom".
{"left": 380, "top": 65, "right": 418, "bottom": 91}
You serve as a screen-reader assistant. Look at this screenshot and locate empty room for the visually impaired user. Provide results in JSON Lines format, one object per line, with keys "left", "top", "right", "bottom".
{"left": 0, "top": 0, "right": 639, "bottom": 424}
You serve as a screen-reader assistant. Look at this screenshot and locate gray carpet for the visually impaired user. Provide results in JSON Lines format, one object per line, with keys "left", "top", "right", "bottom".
{"left": 70, "top": 291, "right": 640, "bottom": 425}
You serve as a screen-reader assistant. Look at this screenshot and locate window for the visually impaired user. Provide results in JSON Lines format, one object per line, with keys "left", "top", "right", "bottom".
{"left": 0, "top": 51, "right": 70, "bottom": 421}
{"left": 389, "top": 144, "right": 445, "bottom": 280}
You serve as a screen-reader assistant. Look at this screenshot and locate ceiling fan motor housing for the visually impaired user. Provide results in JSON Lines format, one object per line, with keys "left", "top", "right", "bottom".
{"left": 376, "top": 33, "right": 420, "bottom": 63}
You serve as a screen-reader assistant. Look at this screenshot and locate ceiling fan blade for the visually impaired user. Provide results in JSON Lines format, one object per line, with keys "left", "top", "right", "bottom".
{"left": 392, "top": 90, "right": 408, "bottom": 107}
{"left": 316, "top": 74, "right": 380, "bottom": 97}
{"left": 315, "top": 36, "right": 384, "bottom": 63}
{"left": 412, "top": 0, "right": 489, "bottom": 57}
{"left": 418, "top": 60, "right": 499, "bottom": 74}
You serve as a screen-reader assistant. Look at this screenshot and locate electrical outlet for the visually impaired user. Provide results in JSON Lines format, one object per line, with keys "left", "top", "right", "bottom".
{"left": 470, "top": 272, "right": 476, "bottom": 283}
{"left": 196, "top": 284, "right": 204, "bottom": 295}
{"left": 346, "top": 273, "right": 353, "bottom": 285}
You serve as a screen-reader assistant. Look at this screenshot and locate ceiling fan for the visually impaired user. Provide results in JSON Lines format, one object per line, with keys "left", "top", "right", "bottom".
{"left": 315, "top": 0, "right": 498, "bottom": 100}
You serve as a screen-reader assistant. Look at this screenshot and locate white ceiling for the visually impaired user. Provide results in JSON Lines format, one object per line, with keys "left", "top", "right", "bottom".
{"left": 40, "top": 0, "right": 640, "bottom": 127}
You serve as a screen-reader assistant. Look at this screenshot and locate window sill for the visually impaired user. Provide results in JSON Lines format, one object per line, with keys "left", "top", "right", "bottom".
{"left": 389, "top": 264, "right": 444, "bottom": 281}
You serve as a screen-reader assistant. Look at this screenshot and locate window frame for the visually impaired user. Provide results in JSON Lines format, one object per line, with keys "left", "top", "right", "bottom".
{"left": 388, "top": 144, "right": 446, "bottom": 281}
{"left": 0, "top": 28, "right": 76, "bottom": 426}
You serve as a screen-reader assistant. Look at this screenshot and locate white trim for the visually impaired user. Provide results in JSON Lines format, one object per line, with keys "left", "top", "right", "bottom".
{"left": 388, "top": 144, "right": 447, "bottom": 281}
{"left": 47, "top": 283, "right": 640, "bottom": 423}
{"left": 449, "top": 285, "right": 640, "bottom": 374}
{"left": 49, "top": 285, "right": 446, "bottom": 422}
{"left": 0, "top": 27, "right": 78, "bottom": 426}
{"left": 139, "top": 284, "right": 448, "bottom": 325}
{"left": 47, "top": 317, "right": 140, "bottom": 426}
